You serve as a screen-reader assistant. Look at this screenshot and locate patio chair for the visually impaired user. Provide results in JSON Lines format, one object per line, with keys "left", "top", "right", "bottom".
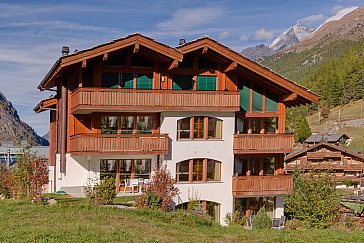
{"left": 272, "top": 218, "right": 281, "bottom": 229}
{"left": 279, "top": 216, "right": 286, "bottom": 230}
{"left": 246, "top": 216, "right": 253, "bottom": 230}
{"left": 123, "top": 179, "right": 138, "bottom": 195}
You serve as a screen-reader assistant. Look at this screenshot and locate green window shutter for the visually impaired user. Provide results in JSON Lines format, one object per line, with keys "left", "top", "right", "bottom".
{"left": 136, "top": 74, "right": 153, "bottom": 89}
{"left": 239, "top": 85, "right": 250, "bottom": 112}
{"left": 102, "top": 72, "right": 119, "bottom": 88}
{"left": 252, "top": 86, "right": 263, "bottom": 112}
{"left": 197, "top": 76, "right": 216, "bottom": 91}
{"left": 122, "top": 73, "right": 134, "bottom": 89}
{"left": 265, "top": 92, "right": 278, "bottom": 112}
{"left": 172, "top": 75, "right": 193, "bottom": 90}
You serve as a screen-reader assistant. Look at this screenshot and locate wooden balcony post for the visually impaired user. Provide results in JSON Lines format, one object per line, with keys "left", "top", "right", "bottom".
{"left": 247, "top": 159, "right": 251, "bottom": 176}
{"left": 115, "top": 161, "right": 120, "bottom": 192}
{"left": 259, "top": 158, "right": 264, "bottom": 176}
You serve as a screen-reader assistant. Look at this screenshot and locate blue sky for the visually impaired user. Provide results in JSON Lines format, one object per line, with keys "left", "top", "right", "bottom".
{"left": 0, "top": 0, "right": 363, "bottom": 136}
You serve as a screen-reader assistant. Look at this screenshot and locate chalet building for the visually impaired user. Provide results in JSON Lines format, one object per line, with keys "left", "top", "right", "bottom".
{"left": 305, "top": 133, "right": 350, "bottom": 146}
{"left": 34, "top": 33, "right": 318, "bottom": 224}
{"left": 285, "top": 142, "right": 364, "bottom": 187}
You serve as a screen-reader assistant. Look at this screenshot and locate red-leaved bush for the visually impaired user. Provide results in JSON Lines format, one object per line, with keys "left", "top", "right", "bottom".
{"left": 29, "top": 158, "right": 48, "bottom": 202}
{"left": 137, "top": 166, "right": 179, "bottom": 211}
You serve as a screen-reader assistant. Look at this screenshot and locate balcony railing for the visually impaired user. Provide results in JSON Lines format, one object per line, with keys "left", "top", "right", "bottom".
{"left": 69, "top": 133, "right": 169, "bottom": 155}
{"left": 286, "top": 162, "right": 363, "bottom": 171}
{"left": 232, "top": 175, "right": 293, "bottom": 196}
{"left": 233, "top": 134, "right": 294, "bottom": 154}
{"left": 71, "top": 87, "right": 240, "bottom": 113}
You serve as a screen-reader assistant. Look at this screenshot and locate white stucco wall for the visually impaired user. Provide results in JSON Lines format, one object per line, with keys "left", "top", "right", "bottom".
{"left": 160, "top": 111, "right": 235, "bottom": 224}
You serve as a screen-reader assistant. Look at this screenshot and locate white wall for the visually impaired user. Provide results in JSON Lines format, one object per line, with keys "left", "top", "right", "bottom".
{"left": 160, "top": 111, "right": 235, "bottom": 224}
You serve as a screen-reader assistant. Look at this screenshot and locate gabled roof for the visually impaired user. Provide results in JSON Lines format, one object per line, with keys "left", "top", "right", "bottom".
{"left": 38, "top": 33, "right": 183, "bottom": 90}
{"left": 305, "top": 133, "right": 350, "bottom": 143}
{"left": 284, "top": 142, "right": 364, "bottom": 161}
{"left": 177, "top": 37, "right": 319, "bottom": 105}
{"left": 33, "top": 97, "right": 57, "bottom": 113}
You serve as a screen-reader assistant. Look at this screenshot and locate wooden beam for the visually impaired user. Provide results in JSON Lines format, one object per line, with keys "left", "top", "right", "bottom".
{"left": 133, "top": 42, "right": 139, "bottom": 54}
{"left": 282, "top": 93, "right": 297, "bottom": 102}
{"left": 81, "top": 60, "right": 87, "bottom": 68}
{"left": 102, "top": 53, "right": 108, "bottom": 61}
{"left": 168, "top": 59, "right": 179, "bottom": 71}
{"left": 224, "top": 61, "right": 237, "bottom": 72}
{"left": 202, "top": 46, "right": 208, "bottom": 54}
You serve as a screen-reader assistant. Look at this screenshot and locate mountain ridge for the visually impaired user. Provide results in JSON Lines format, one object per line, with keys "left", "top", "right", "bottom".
{"left": 0, "top": 91, "right": 48, "bottom": 146}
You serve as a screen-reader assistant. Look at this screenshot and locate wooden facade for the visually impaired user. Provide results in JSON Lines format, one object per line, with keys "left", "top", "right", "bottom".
{"left": 285, "top": 142, "right": 364, "bottom": 184}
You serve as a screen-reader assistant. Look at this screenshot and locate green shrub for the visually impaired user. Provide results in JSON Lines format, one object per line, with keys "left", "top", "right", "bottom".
{"left": 252, "top": 207, "right": 272, "bottom": 229}
{"left": 224, "top": 211, "right": 246, "bottom": 226}
{"left": 84, "top": 177, "right": 116, "bottom": 205}
{"left": 285, "top": 170, "right": 340, "bottom": 228}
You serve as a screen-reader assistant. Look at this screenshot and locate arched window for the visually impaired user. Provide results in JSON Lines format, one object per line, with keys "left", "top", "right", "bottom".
{"left": 176, "top": 159, "right": 221, "bottom": 182}
{"left": 177, "top": 117, "right": 222, "bottom": 140}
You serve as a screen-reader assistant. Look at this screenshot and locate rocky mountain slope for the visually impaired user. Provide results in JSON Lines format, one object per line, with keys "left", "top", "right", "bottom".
{"left": 241, "top": 23, "right": 313, "bottom": 60}
{"left": 0, "top": 91, "right": 48, "bottom": 146}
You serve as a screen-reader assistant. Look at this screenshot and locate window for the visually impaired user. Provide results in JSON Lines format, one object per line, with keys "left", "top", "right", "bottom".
{"left": 252, "top": 85, "right": 263, "bottom": 112}
{"left": 193, "top": 116, "right": 205, "bottom": 139}
{"left": 100, "top": 160, "right": 117, "bottom": 180}
{"left": 233, "top": 157, "right": 276, "bottom": 176}
{"left": 136, "top": 74, "right": 153, "bottom": 89}
{"left": 265, "top": 92, "right": 278, "bottom": 112}
{"left": 196, "top": 76, "right": 216, "bottom": 91}
{"left": 235, "top": 117, "right": 278, "bottom": 134}
{"left": 176, "top": 160, "right": 189, "bottom": 182}
{"left": 136, "top": 116, "right": 153, "bottom": 134}
{"left": 172, "top": 75, "right": 194, "bottom": 90}
{"left": 208, "top": 117, "right": 222, "bottom": 139}
{"left": 177, "top": 116, "right": 222, "bottom": 140}
{"left": 134, "top": 159, "right": 151, "bottom": 179}
{"left": 101, "top": 72, "right": 152, "bottom": 89}
{"left": 101, "top": 116, "right": 118, "bottom": 134}
{"left": 177, "top": 118, "right": 190, "bottom": 139}
{"left": 120, "top": 116, "right": 134, "bottom": 134}
{"left": 101, "top": 114, "right": 154, "bottom": 134}
{"left": 176, "top": 159, "right": 222, "bottom": 182}
{"left": 120, "top": 159, "right": 133, "bottom": 181}
{"left": 239, "top": 83, "right": 250, "bottom": 112}
{"left": 102, "top": 72, "right": 119, "bottom": 88}
{"left": 207, "top": 159, "right": 221, "bottom": 181}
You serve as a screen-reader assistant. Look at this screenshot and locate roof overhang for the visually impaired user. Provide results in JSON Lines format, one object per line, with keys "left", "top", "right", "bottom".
{"left": 34, "top": 97, "right": 57, "bottom": 113}
{"left": 178, "top": 38, "right": 319, "bottom": 105}
{"left": 38, "top": 33, "right": 183, "bottom": 90}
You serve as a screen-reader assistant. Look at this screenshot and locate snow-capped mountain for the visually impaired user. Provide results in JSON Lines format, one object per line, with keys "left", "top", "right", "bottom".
{"left": 269, "top": 23, "right": 314, "bottom": 51}
{"left": 241, "top": 23, "right": 313, "bottom": 60}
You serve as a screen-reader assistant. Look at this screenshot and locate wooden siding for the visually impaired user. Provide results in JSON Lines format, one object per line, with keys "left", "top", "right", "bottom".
{"left": 232, "top": 175, "right": 292, "bottom": 196}
{"left": 233, "top": 134, "right": 294, "bottom": 154}
{"left": 286, "top": 162, "right": 363, "bottom": 171}
{"left": 69, "top": 133, "right": 169, "bottom": 155}
{"left": 70, "top": 87, "right": 240, "bottom": 113}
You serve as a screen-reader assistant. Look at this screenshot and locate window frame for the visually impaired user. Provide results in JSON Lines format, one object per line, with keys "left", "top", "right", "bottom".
{"left": 177, "top": 116, "right": 223, "bottom": 140}
{"left": 176, "top": 159, "right": 222, "bottom": 183}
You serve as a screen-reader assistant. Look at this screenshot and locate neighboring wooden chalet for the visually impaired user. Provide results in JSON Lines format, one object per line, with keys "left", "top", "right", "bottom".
{"left": 305, "top": 133, "right": 350, "bottom": 146}
{"left": 285, "top": 142, "right": 364, "bottom": 185}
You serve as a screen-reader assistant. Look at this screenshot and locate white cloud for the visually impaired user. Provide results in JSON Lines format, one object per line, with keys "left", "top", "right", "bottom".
{"left": 254, "top": 28, "right": 274, "bottom": 40}
{"left": 156, "top": 7, "right": 224, "bottom": 36}
{"left": 239, "top": 34, "right": 249, "bottom": 41}
{"left": 299, "top": 14, "right": 325, "bottom": 25}
{"left": 218, "top": 31, "right": 229, "bottom": 40}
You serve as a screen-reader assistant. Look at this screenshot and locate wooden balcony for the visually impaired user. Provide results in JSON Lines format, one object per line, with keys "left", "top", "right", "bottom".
{"left": 71, "top": 87, "right": 240, "bottom": 114}
{"left": 69, "top": 133, "right": 169, "bottom": 155}
{"left": 232, "top": 175, "right": 293, "bottom": 197}
{"left": 286, "top": 163, "right": 363, "bottom": 171}
{"left": 233, "top": 134, "right": 294, "bottom": 154}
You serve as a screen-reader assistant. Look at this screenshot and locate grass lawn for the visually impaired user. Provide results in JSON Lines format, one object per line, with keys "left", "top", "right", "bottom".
{"left": 1, "top": 195, "right": 364, "bottom": 242}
